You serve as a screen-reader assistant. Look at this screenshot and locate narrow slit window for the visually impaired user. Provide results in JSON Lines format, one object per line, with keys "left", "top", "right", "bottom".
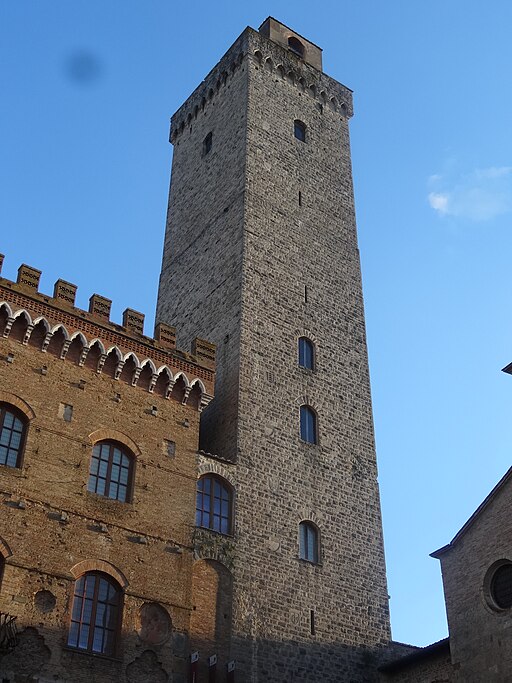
{"left": 300, "top": 405, "right": 317, "bottom": 444}
{"left": 203, "top": 131, "right": 212, "bottom": 156}
{"left": 298, "top": 191, "right": 302, "bottom": 206}
{"left": 298, "top": 337, "right": 314, "bottom": 370}
{"left": 299, "top": 521, "right": 319, "bottom": 563}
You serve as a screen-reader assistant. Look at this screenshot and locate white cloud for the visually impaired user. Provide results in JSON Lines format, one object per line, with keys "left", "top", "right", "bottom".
{"left": 428, "top": 192, "right": 449, "bottom": 213}
{"left": 427, "top": 165, "right": 512, "bottom": 222}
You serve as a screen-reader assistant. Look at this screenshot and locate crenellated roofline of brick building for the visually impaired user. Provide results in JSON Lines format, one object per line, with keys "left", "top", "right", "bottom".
{"left": 0, "top": 255, "right": 215, "bottom": 409}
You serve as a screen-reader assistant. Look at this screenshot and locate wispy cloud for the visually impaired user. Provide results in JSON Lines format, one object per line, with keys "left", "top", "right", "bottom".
{"left": 427, "top": 165, "right": 512, "bottom": 222}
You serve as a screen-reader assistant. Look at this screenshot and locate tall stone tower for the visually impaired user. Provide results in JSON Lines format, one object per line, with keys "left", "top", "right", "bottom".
{"left": 157, "top": 17, "right": 391, "bottom": 682}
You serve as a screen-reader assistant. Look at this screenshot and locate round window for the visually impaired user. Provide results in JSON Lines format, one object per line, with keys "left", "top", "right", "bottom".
{"left": 491, "top": 563, "right": 512, "bottom": 609}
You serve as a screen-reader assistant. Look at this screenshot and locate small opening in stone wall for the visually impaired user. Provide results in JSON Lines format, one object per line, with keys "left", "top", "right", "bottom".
{"left": 304, "top": 285, "right": 308, "bottom": 303}
{"left": 310, "top": 609, "right": 315, "bottom": 635}
{"left": 59, "top": 403, "right": 73, "bottom": 422}
{"left": 165, "top": 440, "right": 176, "bottom": 458}
{"left": 203, "top": 131, "right": 212, "bottom": 156}
{"left": 298, "top": 191, "right": 302, "bottom": 207}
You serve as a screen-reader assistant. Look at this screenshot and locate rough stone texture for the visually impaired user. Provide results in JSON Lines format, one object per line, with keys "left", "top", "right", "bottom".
{"left": 126, "top": 650, "right": 169, "bottom": 683}
{"left": 157, "top": 20, "right": 390, "bottom": 682}
{"left": 0, "top": 273, "right": 215, "bottom": 682}
{"left": 380, "top": 652, "right": 453, "bottom": 682}
{"left": 379, "top": 641, "right": 453, "bottom": 682}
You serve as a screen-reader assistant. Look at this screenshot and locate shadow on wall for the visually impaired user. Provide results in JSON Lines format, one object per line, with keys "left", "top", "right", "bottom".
{"left": 0, "top": 623, "right": 412, "bottom": 683}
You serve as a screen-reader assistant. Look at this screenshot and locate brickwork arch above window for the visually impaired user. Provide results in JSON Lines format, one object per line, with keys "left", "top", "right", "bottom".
{"left": 88, "top": 429, "right": 141, "bottom": 457}
{"left": 0, "top": 536, "right": 13, "bottom": 560}
{"left": 0, "top": 392, "right": 35, "bottom": 421}
{"left": 70, "top": 559, "right": 128, "bottom": 588}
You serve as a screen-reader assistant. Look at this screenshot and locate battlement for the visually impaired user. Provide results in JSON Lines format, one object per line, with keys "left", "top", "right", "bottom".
{"left": 169, "top": 21, "right": 352, "bottom": 145}
{"left": 0, "top": 256, "right": 215, "bottom": 409}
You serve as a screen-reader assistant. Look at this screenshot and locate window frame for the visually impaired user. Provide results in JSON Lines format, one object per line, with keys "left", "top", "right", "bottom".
{"left": 196, "top": 474, "right": 233, "bottom": 536}
{"left": 87, "top": 440, "right": 134, "bottom": 503}
{"left": 67, "top": 571, "right": 123, "bottom": 657}
{"left": 299, "top": 521, "right": 320, "bottom": 564}
{"left": 298, "top": 337, "right": 315, "bottom": 371}
{"left": 0, "top": 403, "right": 28, "bottom": 469}
{"left": 300, "top": 405, "right": 318, "bottom": 445}
{"left": 294, "top": 119, "right": 306, "bottom": 143}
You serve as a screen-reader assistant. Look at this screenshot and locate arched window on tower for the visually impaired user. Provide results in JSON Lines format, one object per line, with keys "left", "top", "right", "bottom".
{"left": 0, "top": 403, "right": 28, "bottom": 468}
{"left": 300, "top": 405, "right": 317, "bottom": 444}
{"left": 288, "top": 36, "right": 305, "bottom": 58}
{"left": 299, "top": 521, "right": 319, "bottom": 564}
{"left": 298, "top": 337, "right": 314, "bottom": 370}
{"left": 87, "top": 441, "right": 134, "bottom": 503}
{"left": 294, "top": 119, "right": 306, "bottom": 142}
{"left": 196, "top": 474, "right": 233, "bottom": 535}
{"left": 67, "top": 571, "right": 122, "bottom": 656}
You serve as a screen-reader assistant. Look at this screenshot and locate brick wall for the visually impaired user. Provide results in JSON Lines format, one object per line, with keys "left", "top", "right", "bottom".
{"left": 0, "top": 277, "right": 215, "bottom": 682}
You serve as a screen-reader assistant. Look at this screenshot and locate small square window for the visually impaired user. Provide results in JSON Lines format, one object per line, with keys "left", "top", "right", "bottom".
{"left": 165, "top": 440, "right": 176, "bottom": 458}
{"left": 59, "top": 403, "right": 73, "bottom": 422}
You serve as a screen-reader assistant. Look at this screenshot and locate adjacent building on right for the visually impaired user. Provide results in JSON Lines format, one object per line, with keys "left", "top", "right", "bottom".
{"left": 381, "top": 414, "right": 512, "bottom": 681}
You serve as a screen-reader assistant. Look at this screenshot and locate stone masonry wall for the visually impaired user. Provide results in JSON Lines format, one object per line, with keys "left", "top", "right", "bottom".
{"left": 157, "top": 32, "right": 249, "bottom": 462}
{"left": 437, "top": 477, "right": 512, "bottom": 682}
{"left": 157, "top": 21, "right": 391, "bottom": 682}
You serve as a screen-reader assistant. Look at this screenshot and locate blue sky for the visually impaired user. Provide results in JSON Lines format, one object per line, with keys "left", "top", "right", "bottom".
{"left": 2, "top": 1, "right": 512, "bottom": 647}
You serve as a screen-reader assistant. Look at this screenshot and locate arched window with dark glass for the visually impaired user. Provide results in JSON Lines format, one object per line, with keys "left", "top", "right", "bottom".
{"left": 0, "top": 403, "right": 27, "bottom": 468}
{"left": 288, "top": 36, "right": 305, "bottom": 58}
{"left": 299, "top": 521, "right": 319, "bottom": 563}
{"left": 87, "top": 441, "right": 134, "bottom": 503}
{"left": 298, "top": 337, "right": 314, "bottom": 370}
{"left": 300, "top": 405, "right": 317, "bottom": 444}
{"left": 294, "top": 119, "right": 306, "bottom": 142}
{"left": 67, "top": 572, "right": 122, "bottom": 656}
{"left": 196, "top": 474, "right": 233, "bottom": 535}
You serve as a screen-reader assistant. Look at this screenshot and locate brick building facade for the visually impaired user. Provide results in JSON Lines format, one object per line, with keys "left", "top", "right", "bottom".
{"left": 0, "top": 261, "right": 215, "bottom": 681}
